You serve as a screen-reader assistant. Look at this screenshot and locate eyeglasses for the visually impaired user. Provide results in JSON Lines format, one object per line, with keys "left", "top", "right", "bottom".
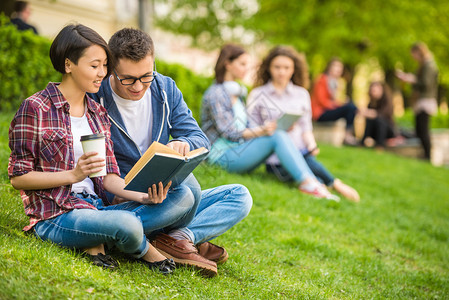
{"left": 113, "top": 64, "right": 157, "bottom": 85}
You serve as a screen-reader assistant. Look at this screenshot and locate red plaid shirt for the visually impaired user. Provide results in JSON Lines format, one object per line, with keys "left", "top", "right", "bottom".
{"left": 8, "top": 83, "right": 120, "bottom": 231}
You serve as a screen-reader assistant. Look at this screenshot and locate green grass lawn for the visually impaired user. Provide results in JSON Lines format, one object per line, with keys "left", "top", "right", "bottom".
{"left": 1, "top": 111, "right": 448, "bottom": 299}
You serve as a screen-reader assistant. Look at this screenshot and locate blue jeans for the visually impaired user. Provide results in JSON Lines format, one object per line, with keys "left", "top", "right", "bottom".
{"left": 266, "top": 153, "right": 335, "bottom": 186}
{"left": 214, "top": 130, "right": 315, "bottom": 183}
{"left": 108, "top": 174, "right": 201, "bottom": 235}
{"left": 34, "top": 196, "right": 149, "bottom": 259}
{"left": 180, "top": 184, "right": 252, "bottom": 244}
{"left": 317, "top": 102, "right": 357, "bottom": 129}
{"left": 34, "top": 174, "right": 201, "bottom": 258}
{"left": 305, "top": 155, "right": 335, "bottom": 186}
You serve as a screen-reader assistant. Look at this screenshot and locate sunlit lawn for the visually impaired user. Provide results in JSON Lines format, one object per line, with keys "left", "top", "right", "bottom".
{"left": 1, "top": 112, "right": 448, "bottom": 299}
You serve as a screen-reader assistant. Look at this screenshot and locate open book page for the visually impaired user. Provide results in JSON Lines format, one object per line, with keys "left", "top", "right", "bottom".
{"left": 185, "top": 147, "right": 208, "bottom": 159}
{"left": 156, "top": 147, "right": 208, "bottom": 161}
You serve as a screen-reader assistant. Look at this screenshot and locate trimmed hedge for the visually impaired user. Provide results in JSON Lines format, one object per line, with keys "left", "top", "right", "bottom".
{"left": 0, "top": 15, "right": 212, "bottom": 122}
{"left": 396, "top": 109, "right": 449, "bottom": 129}
{"left": 0, "top": 15, "right": 60, "bottom": 111}
{"left": 155, "top": 60, "right": 213, "bottom": 122}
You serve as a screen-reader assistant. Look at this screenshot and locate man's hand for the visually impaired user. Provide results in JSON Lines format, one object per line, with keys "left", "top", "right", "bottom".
{"left": 167, "top": 140, "right": 190, "bottom": 155}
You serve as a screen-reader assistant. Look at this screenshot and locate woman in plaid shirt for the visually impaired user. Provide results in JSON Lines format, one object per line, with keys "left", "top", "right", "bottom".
{"left": 8, "top": 24, "right": 175, "bottom": 274}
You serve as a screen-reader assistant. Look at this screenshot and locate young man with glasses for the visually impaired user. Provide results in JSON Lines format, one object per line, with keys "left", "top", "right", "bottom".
{"left": 89, "top": 28, "right": 252, "bottom": 277}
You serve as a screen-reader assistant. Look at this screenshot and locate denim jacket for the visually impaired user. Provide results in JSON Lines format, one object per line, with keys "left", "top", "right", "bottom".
{"left": 89, "top": 73, "right": 210, "bottom": 178}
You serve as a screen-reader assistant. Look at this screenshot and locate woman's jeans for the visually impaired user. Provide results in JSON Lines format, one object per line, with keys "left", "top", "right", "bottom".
{"left": 34, "top": 174, "right": 201, "bottom": 258}
{"left": 34, "top": 194, "right": 149, "bottom": 258}
{"left": 317, "top": 102, "right": 357, "bottom": 130}
{"left": 215, "top": 130, "right": 315, "bottom": 183}
{"left": 266, "top": 152, "right": 335, "bottom": 186}
{"left": 110, "top": 174, "right": 201, "bottom": 235}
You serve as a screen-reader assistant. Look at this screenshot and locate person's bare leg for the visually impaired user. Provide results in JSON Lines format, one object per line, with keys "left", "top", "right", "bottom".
{"left": 84, "top": 244, "right": 105, "bottom": 255}
{"left": 142, "top": 242, "right": 168, "bottom": 263}
{"left": 344, "top": 130, "right": 358, "bottom": 146}
{"left": 299, "top": 178, "right": 340, "bottom": 201}
{"left": 333, "top": 179, "right": 360, "bottom": 202}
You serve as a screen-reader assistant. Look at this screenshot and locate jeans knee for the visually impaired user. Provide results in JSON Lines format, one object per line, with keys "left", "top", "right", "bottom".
{"left": 176, "top": 185, "right": 196, "bottom": 212}
{"left": 186, "top": 175, "right": 202, "bottom": 200}
{"left": 346, "top": 101, "right": 357, "bottom": 111}
{"left": 231, "top": 184, "right": 253, "bottom": 219}
{"left": 177, "top": 174, "right": 201, "bottom": 208}
{"left": 114, "top": 212, "right": 144, "bottom": 249}
{"left": 272, "top": 130, "right": 290, "bottom": 143}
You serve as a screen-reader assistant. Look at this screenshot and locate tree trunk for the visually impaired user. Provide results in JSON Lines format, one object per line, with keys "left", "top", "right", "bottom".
{"left": 343, "top": 64, "right": 354, "bottom": 101}
{"left": 386, "top": 68, "right": 410, "bottom": 109}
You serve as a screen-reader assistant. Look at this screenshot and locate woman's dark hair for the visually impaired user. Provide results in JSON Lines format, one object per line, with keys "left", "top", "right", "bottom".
{"left": 324, "top": 57, "right": 343, "bottom": 74}
{"left": 255, "top": 46, "right": 310, "bottom": 89}
{"left": 214, "top": 44, "right": 246, "bottom": 84}
{"left": 50, "top": 24, "right": 112, "bottom": 76}
{"left": 108, "top": 28, "right": 155, "bottom": 65}
{"left": 368, "top": 81, "right": 393, "bottom": 116}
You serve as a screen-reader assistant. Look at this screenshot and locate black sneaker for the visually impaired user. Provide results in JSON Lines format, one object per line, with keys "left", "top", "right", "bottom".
{"left": 85, "top": 253, "right": 119, "bottom": 270}
{"left": 141, "top": 258, "right": 176, "bottom": 275}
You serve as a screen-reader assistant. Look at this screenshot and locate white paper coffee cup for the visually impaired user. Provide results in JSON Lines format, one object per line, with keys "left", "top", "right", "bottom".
{"left": 80, "top": 133, "right": 107, "bottom": 178}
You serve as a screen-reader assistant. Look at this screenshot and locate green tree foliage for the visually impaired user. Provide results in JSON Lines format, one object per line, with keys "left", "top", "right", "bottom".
{"left": 154, "top": 0, "right": 257, "bottom": 49}
{"left": 154, "top": 0, "right": 449, "bottom": 85}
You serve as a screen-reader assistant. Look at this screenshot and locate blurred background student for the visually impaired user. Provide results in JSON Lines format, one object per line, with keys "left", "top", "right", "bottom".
{"left": 360, "top": 81, "right": 403, "bottom": 149}
{"left": 311, "top": 58, "right": 358, "bottom": 145}
{"left": 10, "top": 1, "right": 38, "bottom": 34}
{"left": 396, "top": 42, "right": 439, "bottom": 161}
{"left": 247, "top": 46, "right": 359, "bottom": 202}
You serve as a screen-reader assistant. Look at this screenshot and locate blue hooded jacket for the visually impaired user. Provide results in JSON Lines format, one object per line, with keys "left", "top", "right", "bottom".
{"left": 89, "top": 73, "right": 210, "bottom": 179}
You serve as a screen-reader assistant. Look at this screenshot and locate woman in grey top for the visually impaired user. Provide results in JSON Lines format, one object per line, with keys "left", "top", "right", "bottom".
{"left": 396, "top": 42, "right": 439, "bottom": 160}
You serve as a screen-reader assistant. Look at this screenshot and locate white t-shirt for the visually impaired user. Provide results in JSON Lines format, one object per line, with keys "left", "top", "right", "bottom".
{"left": 70, "top": 113, "right": 95, "bottom": 195}
{"left": 111, "top": 84, "right": 153, "bottom": 154}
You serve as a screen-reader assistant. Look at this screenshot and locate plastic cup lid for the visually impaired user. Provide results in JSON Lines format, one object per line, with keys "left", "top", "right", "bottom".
{"left": 80, "top": 133, "right": 105, "bottom": 141}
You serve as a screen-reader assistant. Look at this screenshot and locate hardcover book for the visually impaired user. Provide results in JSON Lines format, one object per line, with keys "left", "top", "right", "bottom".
{"left": 124, "top": 142, "right": 209, "bottom": 193}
